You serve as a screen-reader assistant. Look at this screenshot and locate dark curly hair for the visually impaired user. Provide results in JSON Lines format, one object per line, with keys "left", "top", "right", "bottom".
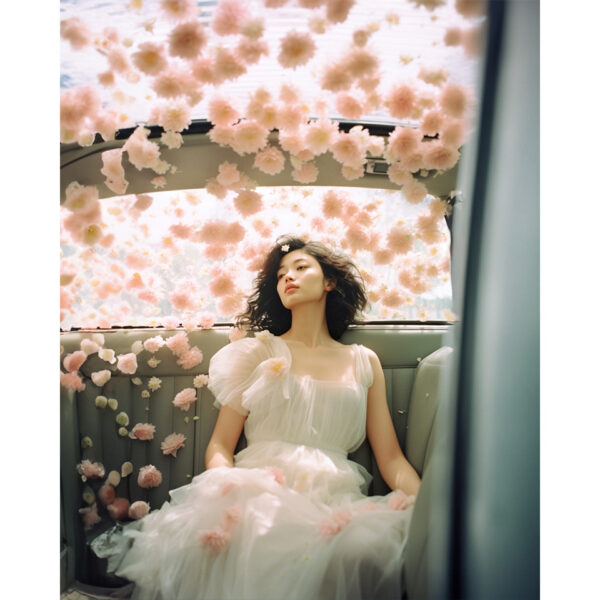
{"left": 236, "top": 235, "right": 368, "bottom": 340}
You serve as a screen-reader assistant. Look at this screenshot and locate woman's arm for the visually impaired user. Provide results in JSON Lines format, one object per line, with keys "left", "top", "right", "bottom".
{"left": 205, "top": 405, "right": 247, "bottom": 469}
{"left": 365, "top": 349, "right": 421, "bottom": 497}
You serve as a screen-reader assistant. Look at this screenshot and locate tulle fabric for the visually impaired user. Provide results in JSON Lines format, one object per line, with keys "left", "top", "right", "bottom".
{"left": 116, "top": 333, "right": 413, "bottom": 600}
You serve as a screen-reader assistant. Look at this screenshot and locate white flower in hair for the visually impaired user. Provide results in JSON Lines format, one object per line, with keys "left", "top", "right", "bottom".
{"left": 281, "top": 244, "right": 290, "bottom": 252}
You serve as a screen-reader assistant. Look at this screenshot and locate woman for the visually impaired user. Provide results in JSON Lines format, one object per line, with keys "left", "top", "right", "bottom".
{"left": 116, "top": 235, "right": 420, "bottom": 600}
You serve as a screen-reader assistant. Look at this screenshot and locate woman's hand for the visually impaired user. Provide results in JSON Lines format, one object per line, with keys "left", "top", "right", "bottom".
{"left": 365, "top": 349, "right": 421, "bottom": 497}
{"left": 205, "top": 405, "right": 247, "bottom": 470}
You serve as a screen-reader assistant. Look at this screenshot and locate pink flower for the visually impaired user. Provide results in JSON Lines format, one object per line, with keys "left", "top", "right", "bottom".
{"left": 169, "top": 287, "right": 198, "bottom": 311}
{"left": 321, "top": 62, "right": 352, "bottom": 92}
{"left": 151, "top": 65, "right": 193, "bottom": 99}
{"left": 138, "top": 289, "right": 159, "bottom": 304}
{"left": 77, "top": 460, "right": 105, "bottom": 480}
{"left": 231, "top": 121, "right": 269, "bottom": 155}
{"left": 160, "top": 0, "right": 197, "bottom": 22}
{"left": 173, "top": 388, "right": 197, "bottom": 411}
{"left": 228, "top": 327, "right": 248, "bottom": 342}
{"left": 63, "top": 181, "right": 99, "bottom": 214}
{"left": 387, "top": 127, "right": 420, "bottom": 162}
{"left": 209, "top": 272, "right": 236, "bottom": 297}
{"left": 79, "top": 504, "right": 101, "bottom": 530}
{"left": 161, "top": 130, "right": 183, "bottom": 149}
{"left": 123, "top": 127, "right": 161, "bottom": 171}
{"left": 138, "top": 465, "right": 163, "bottom": 488}
{"left": 161, "top": 432, "right": 187, "bottom": 457}
{"left": 326, "top": 0, "right": 355, "bottom": 23}
{"left": 423, "top": 143, "right": 460, "bottom": 171}
{"left": 209, "top": 98, "right": 240, "bottom": 129}
{"left": 402, "top": 178, "right": 429, "bottom": 204}
{"left": 266, "top": 466, "right": 286, "bottom": 485}
{"left": 101, "top": 148, "right": 129, "bottom": 195}
{"left": 305, "top": 119, "right": 338, "bottom": 155}
{"left": 292, "top": 161, "right": 319, "bottom": 183}
{"left": 155, "top": 99, "right": 192, "bottom": 132}
{"left": 177, "top": 347, "right": 204, "bottom": 369}
{"left": 143, "top": 335, "right": 165, "bottom": 353}
{"left": 387, "top": 84, "right": 417, "bottom": 119}
{"left": 98, "top": 483, "right": 116, "bottom": 506}
{"left": 440, "top": 119, "right": 466, "bottom": 148}
{"left": 235, "top": 37, "right": 269, "bottom": 65}
{"left": 128, "top": 501, "right": 150, "bottom": 520}
{"left": 253, "top": 145, "right": 286, "bottom": 175}
{"left": 341, "top": 164, "right": 363, "bottom": 180}
{"left": 132, "top": 42, "right": 168, "bottom": 75}
{"left": 260, "top": 357, "right": 290, "bottom": 380}
{"left": 60, "top": 17, "right": 92, "bottom": 50}
{"left": 345, "top": 48, "right": 379, "bottom": 79}
{"left": 388, "top": 490, "right": 411, "bottom": 510}
{"left": 331, "top": 133, "right": 364, "bottom": 169}
{"left": 387, "top": 226, "right": 414, "bottom": 255}
{"left": 216, "top": 161, "right": 242, "bottom": 187}
{"left": 278, "top": 130, "right": 305, "bottom": 156}
{"left": 169, "top": 20, "right": 207, "bottom": 59}
{"left": 117, "top": 353, "right": 138, "bottom": 375}
{"left": 63, "top": 351, "right": 87, "bottom": 373}
{"left": 318, "top": 508, "right": 353, "bottom": 536}
{"left": 80, "top": 339, "right": 100, "bottom": 356}
{"left": 166, "top": 331, "right": 190, "bottom": 356}
{"left": 198, "top": 314, "right": 216, "bottom": 329}
{"left": 322, "top": 189, "right": 346, "bottom": 218}
{"left": 440, "top": 83, "right": 469, "bottom": 119}
{"left": 444, "top": 27, "right": 462, "bottom": 47}
{"left": 213, "top": 47, "right": 247, "bottom": 82}
{"left": 388, "top": 163, "right": 412, "bottom": 186}
{"left": 224, "top": 505, "right": 241, "bottom": 529}
{"left": 212, "top": 0, "right": 247, "bottom": 36}
{"left": 132, "top": 194, "right": 153, "bottom": 212}
{"left": 199, "top": 527, "right": 231, "bottom": 554}
{"left": 130, "top": 423, "right": 156, "bottom": 441}
{"left": 198, "top": 220, "right": 245, "bottom": 245}
{"left": 278, "top": 30, "right": 316, "bottom": 69}
{"left": 277, "top": 103, "right": 308, "bottom": 132}
{"left": 91, "top": 370, "right": 111, "bottom": 387}
{"left": 420, "top": 110, "right": 445, "bottom": 137}
{"left": 345, "top": 222, "right": 370, "bottom": 251}
{"left": 335, "top": 93, "right": 364, "bottom": 120}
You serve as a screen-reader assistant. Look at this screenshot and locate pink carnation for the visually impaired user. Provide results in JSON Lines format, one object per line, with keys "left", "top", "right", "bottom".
{"left": 173, "top": 388, "right": 197, "bottom": 411}
{"left": 63, "top": 181, "right": 99, "bottom": 214}
{"left": 387, "top": 84, "right": 417, "bottom": 119}
{"left": 60, "top": 17, "right": 92, "bottom": 50}
{"left": 63, "top": 350, "right": 87, "bottom": 373}
{"left": 198, "top": 313, "right": 216, "bottom": 329}
{"left": 161, "top": 432, "right": 187, "bottom": 457}
{"left": 156, "top": 99, "right": 192, "bottom": 132}
{"left": 209, "top": 98, "right": 239, "bottom": 128}
{"left": 151, "top": 65, "right": 193, "bottom": 99}
{"left": 231, "top": 121, "right": 269, "bottom": 155}
{"left": 277, "top": 103, "right": 308, "bottom": 132}
{"left": 423, "top": 143, "right": 460, "bottom": 171}
{"left": 420, "top": 110, "right": 445, "bottom": 137}
{"left": 216, "top": 161, "right": 242, "bottom": 186}
{"left": 138, "top": 465, "right": 163, "bottom": 488}
{"left": 278, "top": 130, "right": 305, "bottom": 156}
{"left": 169, "top": 287, "right": 198, "bottom": 311}
{"left": 322, "top": 189, "right": 346, "bottom": 218}
{"left": 197, "top": 220, "right": 245, "bottom": 245}
{"left": 128, "top": 501, "right": 150, "bottom": 520}
{"left": 117, "top": 353, "right": 138, "bottom": 375}
{"left": 143, "top": 335, "right": 165, "bottom": 353}
{"left": 166, "top": 331, "right": 190, "bottom": 356}
{"left": 98, "top": 483, "right": 116, "bottom": 506}
{"left": 345, "top": 47, "right": 379, "bottom": 79}
{"left": 440, "top": 119, "right": 466, "bottom": 148}
{"left": 440, "top": 83, "right": 469, "bottom": 119}
{"left": 177, "top": 347, "right": 204, "bottom": 369}
{"left": 212, "top": 0, "right": 247, "bottom": 36}
{"left": 213, "top": 47, "right": 247, "bottom": 82}
{"left": 130, "top": 423, "right": 156, "bottom": 441}
{"left": 253, "top": 145, "right": 285, "bottom": 175}
{"left": 305, "top": 119, "right": 338, "bottom": 155}
{"left": 77, "top": 460, "right": 105, "bottom": 480}
{"left": 341, "top": 164, "right": 363, "bottom": 180}
{"left": 292, "top": 161, "right": 319, "bottom": 183}
{"left": 373, "top": 248, "right": 394, "bottom": 265}
{"left": 199, "top": 527, "right": 231, "bottom": 554}
{"left": 330, "top": 132, "right": 364, "bottom": 168}
{"left": 60, "top": 371, "right": 85, "bottom": 392}
{"left": 79, "top": 504, "right": 101, "bottom": 531}
{"left": 402, "top": 178, "right": 428, "bottom": 204}
{"left": 387, "top": 127, "right": 420, "bottom": 162}
{"left": 169, "top": 20, "right": 207, "bottom": 59}
{"left": 132, "top": 42, "right": 168, "bottom": 75}
{"left": 138, "top": 289, "right": 159, "bottom": 304}
{"left": 278, "top": 30, "right": 316, "bottom": 69}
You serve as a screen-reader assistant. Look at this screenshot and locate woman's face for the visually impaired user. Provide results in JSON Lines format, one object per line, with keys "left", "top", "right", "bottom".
{"left": 276, "top": 250, "right": 333, "bottom": 309}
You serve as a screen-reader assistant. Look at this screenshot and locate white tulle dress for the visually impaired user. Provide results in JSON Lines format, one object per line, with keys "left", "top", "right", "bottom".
{"left": 115, "top": 332, "right": 414, "bottom": 600}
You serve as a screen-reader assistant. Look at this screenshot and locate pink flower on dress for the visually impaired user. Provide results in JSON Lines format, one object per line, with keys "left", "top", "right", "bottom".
{"left": 228, "top": 327, "right": 247, "bottom": 342}
{"left": 128, "top": 501, "right": 150, "bottom": 520}
{"left": 221, "top": 481, "right": 238, "bottom": 496}
{"left": 199, "top": 527, "right": 231, "bottom": 554}
{"left": 169, "top": 20, "right": 207, "bottom": 59}
{"left": 61, "top": 371, "right": 86, "bottom": 392}
{"left": 388, "top": 490, "right": 414, "bottom": 511}
{"left": 138, "top": 465, "right": 163, "bottom": 488}
{"left": 161, "top": 432, "right": 187, "bottom": 457}
{"left": 63, "top": 351, "right": 87, "bottom": 373}
{"left": 79, "top": 504, "right": 102, "bottom": 530}
{"left": 260, "top": 357, "right": 290, "bottom": 380}
{"left": 91, "top": 370, "right": 111, "bottom": 387}
{"left": 117, "top": 353, "right": 138, "bottom": 375}
{"left": 172, "top": 388, "right": 197, "bottom": 411}
{"left": 266, "top": 466, "right": 286, "bottom": 486}
{"left": 77, "top": 460, "right": 105, "bottom": 480}
{"left": 177, "top": 347, "right": 204, "bottom": 369}
{"left": 278, "top": 30, "right": 316, "bottom": 69}
{"left": 318, "top": 508, "right": 353, "bottom": 537}
{"left": 129, "top": 423, "right": 156, "bottom": 441}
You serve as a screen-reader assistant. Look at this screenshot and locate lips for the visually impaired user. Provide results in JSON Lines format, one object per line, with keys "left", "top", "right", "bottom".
{"left": 284, "top": 284, "right": 298, "bottom": 294}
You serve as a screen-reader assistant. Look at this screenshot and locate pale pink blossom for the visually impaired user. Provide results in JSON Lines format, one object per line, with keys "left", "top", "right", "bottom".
{"left": 341, "top": 164, "right": 363, "bottom": 180}
{"left": 77, "top": 460, "right": 105, "bottom": 480}
{"left": 326, "top": 0, "right": 355, "bottom": 24}
{"left": 234, "top": 189, "right": 264, "bottom": 216}
{"left": 387, "top": 84, "right": 417, "bottom": 119}
{"left": 197, "top": 220, "right": 245, "bottom": 245}
{"left": 418, "top": 66, "right": 448, "bottom": 87}
{"left": 440, "top": 119, "right": 466, "bottom": 148}
{"left": 292, "top": 161, "right": 319, "bottom": 183}
{"left": 335, "top": 94, "right": 364, "bottom": 119}
{"left": 382, "top": 290, "right": 405, "bottom": 308}
{"left": 260, "top": 357, "right": 290, "bottom": 380}
{"left": 193, "top": 374, "right": 210, "bottom": 388}
{"left": 106, "top": 46, "right": 131, "bottom": 74}
{"left": 440, "top": 83, "right": 469, "bottom": 119}
{"left": 166, "top": 331, "right": 190, "bottom": 356}
{"left": 132, "top": 42, "right": 168, "bottom": 75}
{"left": 198, "top": 314, "right": 216, "bottom": 329}
{"left": 212, "top": 0, "right": 247, "bottom": 36}
{"left": 235, "top": 37, "right": 269, "bottom": 65}
{"left": 322, "top": 189, "right": 346, "bottom": 218}
{"left": 199, "top": 527, "right": 231, "bottom": 554}
{"left": 117, "top": 353, "right": 138, "bottom": 374}
{"left": 216, "top": 161, "right": 242, "bottom": 187}
{"left": 101, "top": 148, "right": 129, "bottom": 195}
{"left": 169, "top": 287, "right": 198, "bottom": 312}
{"left": 330, "top": 132, "right": 364, "bottom": 168}
{"left": 143, "top": 336, "right": 165, "bottom": 353}
{"left": 373, "top": 248, "right": 394, "bottom": 265}
{"left": 61, "top": 17, "right": 92, "bottom": 50}
{"left": 367, "top": 135, "right": 385, "bottom": 156}
{"left": 151, "top": 175, "right": 167, "bottom": 189}
{"left": 352, "top": 28, "right": 371, "bottom": 47}
{"left": 444, "top": 26, "right": 462, "bottom": 47}
{"left": 161, "top": 432, "right": 187, "bottom": 457}
{"left": 138, "top": 289, "right": 159, "bottom": 304}
{"left": 277, "top": 103, "right": 309, "bottom": 132}
{"left": 173, "top": 388, "right": 197, "bottom": 411}
{"left": 60, "top": 86, "right": 100, "bottom": 136}
{"left": 129, "top": 423, "right": 156, "bottom": 440}
{"left": 218, "top": 294, "right": 244, "bottom": 316}
{"left": 169, "top": 20, "right": 207, "bottom": 59}
{"left": 191, "top": 56, "right": 217, "bottom": 84}
{"left": 253, "top": 145, "right": 286, "bottom": 175}
{"left": 98, "top": 483, "right": 116, "bottom": 506}
{"left": 387, "top": 226, "right": 414, "bottom": 255}
{"left": 388, "top": 490, "right": 413, "bottom": 510}
{"left": 151, "top": 64, "right": 193, "bottom": 98}
{"left": 128, "top": 501, "right": 150, "bottom": 520}
{"left": 345, "top": 222, "right": 370, "bottom": 251}
{"left": 156, "top": 99, "right": 192, "bottom": 132}
{"left": 63, "top": 351, "right": 87, "bottom": 373}
{"left": 138, "top": 465, "right": 163, "bottom": 488}
{"left": 213, "top": 47, "right": 247, "bottom": 82}
{"left": 161, "top": 130, "right": 183, "bottom": 149}
{"left": 94, "top": 110, "right": 120, "bottom": 142}
{"left": 344, "top": 48, "right": 379, "bottom": 79}
{"left": 387, "top": 126, "right": 421, "bottom": 162}
{"left": 403, "top": 178, "right": 428, "bottom": 204}
{"left": 266, "top": 466, "right": 286, "bottom": 485}
{"left": 278, "top": 30, "right": 316, "bottom": 69}
{"left": 231, "top": 121, "right": 269, "bottom": 155}
{"left": 80, "top": 339, "right": 100, "bottom": 356}
{"left": 160, "top": 0, "right": 197, "bottom": 22}
{"left": 97, "top": 70, "right": 115, "bottom": 87}
{"left": 91, "top": 370, "right": 111, "bottom": 387}
{"left": 99, "top": 348, "right": 116, "bottom": 364}
{"left": 177, "top": 347, "right": 204, "bottom": 369}
{"left": 403, "top": 151, "right": 426, "bottom": 173}
{"left": 320, "top": 62, "right": 352, "bottom": 92}
{"left": 209, "top": 272, "right": 236, "bottom": 297}
{"left": 132, "top": 194, "right": 153, "bottom": 213}
{"left": 318, "top": 508, "right": 353, "bottom": 536}
{"left": 209, "top": 98, "right": 239, "bottom": 128}
{"left": 304, "top": 119, "right": 337, "bottom": 155}
{"left": 123, "top": 127, "right": 161, "bottom": 171}
{"left": 63, "top": 181, "right": 99, "bottom": 214}
{"left": 228, "top": 327, "right": 248, "bottom": 342}
{"left": 388, "top": 163, "right": 412, "bottom": 186}
{"left": 278, "top": 130, "right": 305, "bottom": 156}
{"left": 423, "top": 143, "right": 460, "bottom": 171}
{"left": 208, "top": 125, "right": 235, "bottom": 148}
{"left": 420, "top": 110, "right": 444, "bottom": 137}
{"left": 79, "top": 504, "right": 101, "bottom": 530}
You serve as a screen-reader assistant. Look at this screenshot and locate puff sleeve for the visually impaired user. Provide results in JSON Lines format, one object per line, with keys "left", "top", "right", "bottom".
{"left": 207, "top": 338, "right": 272, "bottom": 416}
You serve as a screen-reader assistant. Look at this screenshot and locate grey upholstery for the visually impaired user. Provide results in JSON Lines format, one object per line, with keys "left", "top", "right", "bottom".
{"left": 60, "top": 325, "right": 447, "bottom": 586}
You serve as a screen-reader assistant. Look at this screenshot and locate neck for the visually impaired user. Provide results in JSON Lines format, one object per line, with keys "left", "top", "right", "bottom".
{"left": 282, "top": 297, "right": 333, "bottom": 348}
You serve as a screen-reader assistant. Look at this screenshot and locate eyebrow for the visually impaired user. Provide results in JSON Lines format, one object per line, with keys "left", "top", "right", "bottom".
{"left": 277, "top": 258, "right": 308, "bottom": 273}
